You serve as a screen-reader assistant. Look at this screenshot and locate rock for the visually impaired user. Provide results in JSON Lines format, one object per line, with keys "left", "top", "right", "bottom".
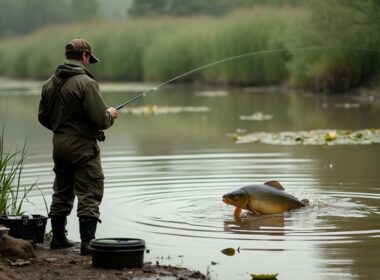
{"left": 0, "top": 234, "right": 35, "bottom": 260}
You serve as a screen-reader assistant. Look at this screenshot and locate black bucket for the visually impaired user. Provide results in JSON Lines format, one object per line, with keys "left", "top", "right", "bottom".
{"left": 0, "top": 215, "right": 48, "bottom": 243}
{"left": 91, "top": 238, "right": 145, "bottom": 269}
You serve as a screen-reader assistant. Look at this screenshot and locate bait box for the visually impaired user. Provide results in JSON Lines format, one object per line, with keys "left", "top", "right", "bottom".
{"left": 0, "top": 215, "right": 48, "bottom": 243}
{"left": 91, "top": 238, "right": 145, "bottom": 269}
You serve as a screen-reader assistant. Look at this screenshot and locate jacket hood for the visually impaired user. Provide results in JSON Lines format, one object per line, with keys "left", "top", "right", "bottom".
{"left": 55, "top": 59, "right": 94, "bottom": 79}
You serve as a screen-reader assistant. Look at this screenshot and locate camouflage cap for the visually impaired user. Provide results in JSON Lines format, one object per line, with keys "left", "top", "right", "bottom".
{"left": 65, "top": 38, "right": 100, "bottom": 64}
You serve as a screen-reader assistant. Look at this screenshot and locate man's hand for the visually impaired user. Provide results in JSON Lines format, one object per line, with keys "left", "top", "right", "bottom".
{"left": 107, "top": 107, "right": 118, "bottom": 119}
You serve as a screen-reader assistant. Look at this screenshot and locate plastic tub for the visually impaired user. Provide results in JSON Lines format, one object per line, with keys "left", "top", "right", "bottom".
{"left": 91, "top": 238, "right": 145, "bottom": 269}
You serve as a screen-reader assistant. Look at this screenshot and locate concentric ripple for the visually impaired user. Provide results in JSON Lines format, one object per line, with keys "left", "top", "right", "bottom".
{"left": 92, "top": 153, "right": 380, "bottom": 245}
{"left": 22, "top": 152, "right": 380, "bottom": 280}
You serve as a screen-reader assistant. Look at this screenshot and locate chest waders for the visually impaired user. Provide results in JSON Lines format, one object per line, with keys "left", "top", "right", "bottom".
{"left": 49, "top": 76, "right": 102, "bottom": 255}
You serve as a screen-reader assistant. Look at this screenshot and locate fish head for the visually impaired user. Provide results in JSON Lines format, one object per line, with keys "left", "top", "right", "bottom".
{"left": 223, "top": 188, "right": 249, "bottom": 208}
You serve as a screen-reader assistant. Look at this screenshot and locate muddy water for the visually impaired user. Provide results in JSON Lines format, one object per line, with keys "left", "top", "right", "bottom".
{"left": 1, "top": 79, "right": 380, "bottom": 280}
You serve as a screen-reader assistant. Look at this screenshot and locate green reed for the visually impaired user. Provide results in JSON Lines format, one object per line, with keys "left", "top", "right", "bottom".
{"left": 0, "top": 123, "right": 48, "bottom": 216}
{"left": 0, "top": 5, "right": 378, "bottom": 91}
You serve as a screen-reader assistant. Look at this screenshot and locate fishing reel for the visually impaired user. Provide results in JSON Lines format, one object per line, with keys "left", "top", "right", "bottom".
{"left": 97, "top": 131, "right": 106, "bottom": 142}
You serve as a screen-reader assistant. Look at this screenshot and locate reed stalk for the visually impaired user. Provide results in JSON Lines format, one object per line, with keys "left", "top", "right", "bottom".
{"left": 0, "top": 123, "right": 48, "bottom": 216}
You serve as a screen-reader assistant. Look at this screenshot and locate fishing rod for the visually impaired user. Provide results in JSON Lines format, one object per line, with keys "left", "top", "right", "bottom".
{"left": 115, "top": 46, "right": 379, "bottom": 110}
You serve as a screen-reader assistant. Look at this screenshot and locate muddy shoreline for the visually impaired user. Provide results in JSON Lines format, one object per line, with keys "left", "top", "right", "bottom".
{"left": 0, "top": 242, "right": 207, "bottom": 280}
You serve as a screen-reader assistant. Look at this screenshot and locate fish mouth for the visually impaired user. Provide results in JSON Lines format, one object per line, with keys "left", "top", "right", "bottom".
{"left": 222, "top": 197, "right": 231, "bottom": 205}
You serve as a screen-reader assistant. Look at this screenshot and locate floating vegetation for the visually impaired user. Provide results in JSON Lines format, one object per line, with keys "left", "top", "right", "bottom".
{"left": 240, "top": 112, "right": 273, "bottom": 121}
{"left": 221, "top": 247, "right": 235, "bottom": 256}
{"left": 233, "top": 129, "right": 380, "bottom": 145}
{"left": 194, "top": 90, "right": 229, "bottom": 97}
{"left": 0, "top": 78, "right": 42, "bottom": 96}
{"left": 121, "top": 105, "right": 210, "bottom": 116}
{"left": 99, "top": 82, "right": 154, "bottom": 93}
{"left": 251, "top": 273, "right": 278, "bottom": 280}
{"left": 322, "top": 103, "right": 362, "bottom": 109}
{"left": 334, "top": 103, "right": 361, "bottom": 109}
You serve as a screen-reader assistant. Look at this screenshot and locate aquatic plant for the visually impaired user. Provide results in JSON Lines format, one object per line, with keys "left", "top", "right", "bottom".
{"left": 221, "top": 247, "right": 235, "bottom": 256}
{"left": 0, "top": 123, "right": 48, "bottom": 215}
{"left": 121, "top": 105, "right": 210, "bottom": 116}
{"left": 251, "top": 273, "right": 278, "bottom": 280}
{"left": 232, "top": 129, "right": 380, "bottom": 146}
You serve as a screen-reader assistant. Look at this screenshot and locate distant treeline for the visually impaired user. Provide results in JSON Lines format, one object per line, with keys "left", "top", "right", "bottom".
{"left": 0, "top": 0, "right": 135, "bottom": 38}
{"left": 128, "top": 0, "right": 301, "bottom": 17}
{"left": 0, "top": 2, "right": 379, "bottom": 92}
{"left": 0, "top": 0, "right": 299, "bottom": 38}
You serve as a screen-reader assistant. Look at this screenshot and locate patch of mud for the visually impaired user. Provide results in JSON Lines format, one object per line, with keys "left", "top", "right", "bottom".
{"left": 0, "top": 242, "right": 206, "bottom": 280}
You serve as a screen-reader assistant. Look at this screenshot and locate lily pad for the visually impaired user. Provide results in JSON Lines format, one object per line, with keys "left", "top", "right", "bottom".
{"left": 335, "top": 103, "right": 360, "bottom": 109}
{"left": 233, "top": 129, "right": 380, "bottom": 146}
{"left": 251, "top": 273, "right": 278, "bottom": 280}
{"left": 121, "top": 105, "right": 210, "bottom": 115}
{"left": 240, "top": 112, "right": 273, "bottom": 121}
{"left": 195, "top": 90, "right": 229, "bottom": 97}
{"left": 221, "top": 247, "right": 235, "bottom": 256}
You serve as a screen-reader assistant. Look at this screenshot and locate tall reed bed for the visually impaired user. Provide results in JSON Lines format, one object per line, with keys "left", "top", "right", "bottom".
{"left": 143, "top": 7, "right": 300, "bottom": 85}
{"left": 0, "top": 8, "right": 303, "bottom": 85}
{"left": 0, "top": 6, "right": 378, "bottom": 91}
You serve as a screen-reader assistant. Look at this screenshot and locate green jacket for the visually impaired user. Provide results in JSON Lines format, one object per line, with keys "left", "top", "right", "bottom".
{"left": 38, "top": 60, "right": 113, "bottom": 140}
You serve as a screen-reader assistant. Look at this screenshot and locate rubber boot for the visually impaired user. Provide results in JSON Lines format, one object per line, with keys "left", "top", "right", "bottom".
{"left": 50, "top": 216, "right": 75, "bottom": 249}
{"left": 79, "top": 217, "right": 98, "bottom": 255}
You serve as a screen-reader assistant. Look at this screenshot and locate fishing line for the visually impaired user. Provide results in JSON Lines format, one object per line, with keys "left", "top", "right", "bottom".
{"left": 115, "top": 46, "right": 379, "bottom": 110}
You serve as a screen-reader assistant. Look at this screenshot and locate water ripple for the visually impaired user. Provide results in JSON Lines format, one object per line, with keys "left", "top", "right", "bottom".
{"left": 19, "top": 152, "right": 380, "bottom": 280}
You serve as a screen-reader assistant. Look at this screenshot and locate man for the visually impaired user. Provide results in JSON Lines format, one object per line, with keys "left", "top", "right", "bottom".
{"left": 38, "top": 38, "right": 118, "bottom": 255}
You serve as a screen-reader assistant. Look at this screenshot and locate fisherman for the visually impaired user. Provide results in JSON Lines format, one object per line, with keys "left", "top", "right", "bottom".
{"left": 38, "top": 38, "right": 118, "bottom": 255}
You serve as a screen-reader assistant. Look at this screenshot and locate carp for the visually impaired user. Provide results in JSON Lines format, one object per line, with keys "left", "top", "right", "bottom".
{"left": 222, "top": 181, "right": 307, "bottom": 217}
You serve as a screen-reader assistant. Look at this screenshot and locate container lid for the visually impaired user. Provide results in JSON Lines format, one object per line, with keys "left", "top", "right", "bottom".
{"left": 90, "top": 238, "right": 145, "bottom": 250}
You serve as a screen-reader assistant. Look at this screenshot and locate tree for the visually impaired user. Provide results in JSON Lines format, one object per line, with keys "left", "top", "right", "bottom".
{"left": 0, "top": 0, "right": 69, "bottom": 37}
{"left": 128, "top": 0, "right": 302, "bottom": 17}
{"left": 69, "top": 0, "right": 99, "bottom": 22}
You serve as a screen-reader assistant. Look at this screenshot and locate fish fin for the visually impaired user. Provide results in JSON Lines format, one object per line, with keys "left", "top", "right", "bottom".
{"left": 248, "top": 206, "right": 260, "bottom": 216}
{"left": 234, "top": 207, "right": 242, "bottom": 218}
{"left": 264, "top": 180, "right": 284, "bottom": 190}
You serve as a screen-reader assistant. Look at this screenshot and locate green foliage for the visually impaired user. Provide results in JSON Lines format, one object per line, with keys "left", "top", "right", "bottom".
{"left": 0, "top": 0, "right": 128, "bottom": 38}
{"left": 128, "top": 0, "right": 303, "bottom": 17}
{"left": 69, "top": 0, "right": 99, "bottom": 22}
{"left": 0, "top": 0, "right": 69, "bottom": 37}
{"left": 129, "top": 0, "right": 241, "bottom": 17}
{"left": 285, "top": 0, "right": 380, "bottom": 92}
{"left": 0, "top": 3, "right": 379, "bottom": 92}
{"left": 198, "top": 8, "right": 292, "bottom": 85}
{"left": 0, "top": 123, "right": 47, "bottom": 215}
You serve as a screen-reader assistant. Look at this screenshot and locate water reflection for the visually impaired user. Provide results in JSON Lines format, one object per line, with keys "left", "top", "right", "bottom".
{"left": 224, "top": 214, "right": 285, "bottom": 233}
{"left": 1, "top": 80, "right": 380, "bottom": 280}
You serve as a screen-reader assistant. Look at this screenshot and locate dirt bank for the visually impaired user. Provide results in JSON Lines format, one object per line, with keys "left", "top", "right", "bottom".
{"left": 0, "top": 242, "right": 206, "bottom": 280}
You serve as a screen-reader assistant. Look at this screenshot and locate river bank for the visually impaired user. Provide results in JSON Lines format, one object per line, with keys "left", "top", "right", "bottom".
{"left": 0, "top": 242, "right": 207, "bottom": 280}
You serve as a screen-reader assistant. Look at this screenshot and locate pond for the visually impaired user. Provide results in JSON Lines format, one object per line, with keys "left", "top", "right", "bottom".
{"left": 1, "top": 78, "right": 380, "bottom": 280}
